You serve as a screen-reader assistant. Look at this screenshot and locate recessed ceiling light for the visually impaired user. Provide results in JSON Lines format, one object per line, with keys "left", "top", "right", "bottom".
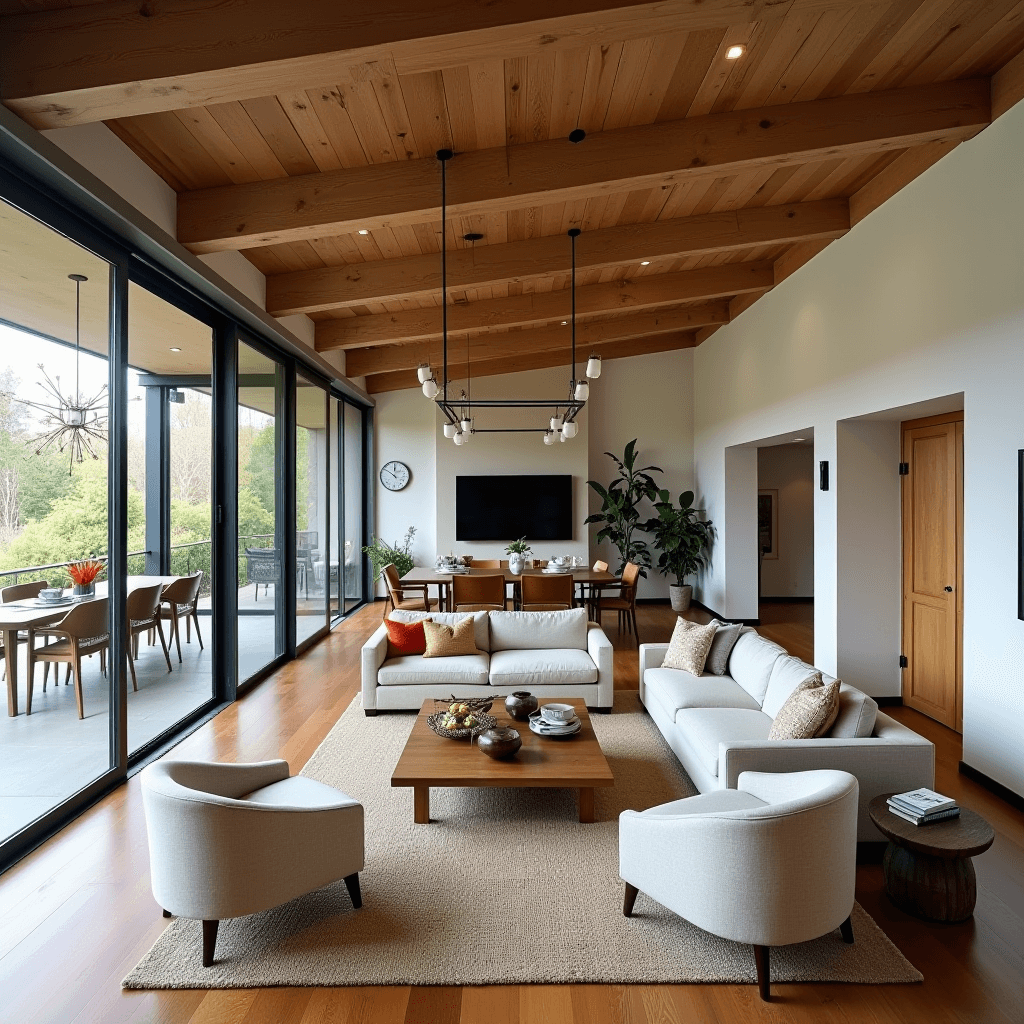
{"left": 357, "top": 229, "right": 369, "bottom": 235}
{"left": 561, "top": 321, "right": 568, "bottom": 325}
{"left": 640, "top": 261, "right": 651, "bottom": 266}
{"left": 169, "top": 347, "right": 181, "bottom": 352}
{"left": 726, "top": 45, "right": 746, "bottom": 60}
{"left": 793, "top": 437, "right": 806, "bottom": 441}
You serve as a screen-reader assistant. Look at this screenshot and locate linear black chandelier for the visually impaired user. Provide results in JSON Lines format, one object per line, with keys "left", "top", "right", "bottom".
{"left": 417, "top": 148, "right": 601, "bottom": 444}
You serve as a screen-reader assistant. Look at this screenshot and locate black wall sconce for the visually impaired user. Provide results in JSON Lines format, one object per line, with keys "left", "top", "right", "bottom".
{"left": 819, "top": 460, "right": 829, "bottom": 491}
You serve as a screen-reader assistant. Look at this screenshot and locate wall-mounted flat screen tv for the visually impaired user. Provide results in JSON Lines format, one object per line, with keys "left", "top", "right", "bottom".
{"left": 456, "top": 475, "right": 573, "bottom": 541}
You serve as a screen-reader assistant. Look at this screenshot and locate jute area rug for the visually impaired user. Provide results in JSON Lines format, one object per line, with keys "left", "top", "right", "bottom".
{"left": 124, "top": 692, "right": 922, "bottom": 989}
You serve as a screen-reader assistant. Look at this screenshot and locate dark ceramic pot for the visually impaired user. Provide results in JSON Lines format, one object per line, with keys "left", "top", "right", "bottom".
{"left": 477, "top": 727, "right": 522, "bottom": 760}
{"left": 505, "top": 691, "right": 538, "bottom": 721}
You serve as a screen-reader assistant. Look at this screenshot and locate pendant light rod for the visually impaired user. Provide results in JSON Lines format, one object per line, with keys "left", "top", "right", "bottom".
{"left": 437, "top": 149, "right": 453, "bottom": 404}
{"left": 69, "top": 273, "right": 87, "bottom": 401}
{"left": 568, "top": 228, "right": 580, "bottom": 391}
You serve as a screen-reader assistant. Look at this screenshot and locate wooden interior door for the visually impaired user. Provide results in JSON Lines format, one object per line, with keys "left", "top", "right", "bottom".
{"left": 901, "top": 413, "right": 964, "bottom": 730}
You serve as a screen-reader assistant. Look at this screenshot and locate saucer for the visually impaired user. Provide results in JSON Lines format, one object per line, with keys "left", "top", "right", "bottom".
{"left": 541, "top": 566, "right": 572, "bottom": 574}
{"left": 529, "top": 716, "right": 582, "bottom": 737}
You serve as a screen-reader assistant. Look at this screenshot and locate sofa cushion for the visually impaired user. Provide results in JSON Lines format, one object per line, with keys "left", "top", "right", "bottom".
{"left": 761, "top": 655, "right": 822, "bottom": 718}
{"left": 384, "top": 617, "right": 430, "bottom": 657}
{"left": 378, "top": 653, "right": 490, "bottom": 686}
{"left": 489, "top": 608, "right": 588, "bottom": 651}
{"left": 704, "top": 621, "right": 744, "bottom": 675}
{"left": 488, "top": 648, "right": 598, "bottom": 688}
{"left": 644, "top": 667, "right": 761, "bottom": 723}
{"left": 727, "top": 631, "right": 786, "bottom": 705}
{"left": 674, "top": 708, "right": 772, "bottom": 779}
{"left": 423, "top": 617, "right": 480, "bottom": 658}
{"left": 768, "top": 679, "right": 840, "bottom": 739}
{"left": 389, "top": 609, "right": 489, "bottom": 652}
{"left": 663, "top": 617, "right": 719, "bottom": 675}
{"left": 828, "top": 683, "right": 879, "bottom": 738}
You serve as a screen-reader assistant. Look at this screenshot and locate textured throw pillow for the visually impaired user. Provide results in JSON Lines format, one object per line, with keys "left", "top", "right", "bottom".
{"left": 704, "top": 621, "right": 744, "bottom": 675}
{"left": 385, "top": 616, "right": 430, "bottom": 657}
{"left": 662, "top": 617, "right": 719, "bottom": 675}
{"left": 768, "top": 677, "right": 840, "bottom": 740}
{"left": 423, "top": 617, "right": 480, "bottom": 658}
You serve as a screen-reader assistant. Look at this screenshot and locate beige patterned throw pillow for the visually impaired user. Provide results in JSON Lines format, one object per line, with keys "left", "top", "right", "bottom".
{"left": 768, "top": 676, "right": 841, "bottom": 740}
{"left": 422, "top": 617, "right": 480, "bottom": 658}
{"left": 662, "top": 617, "right": 719, "bottom": 675}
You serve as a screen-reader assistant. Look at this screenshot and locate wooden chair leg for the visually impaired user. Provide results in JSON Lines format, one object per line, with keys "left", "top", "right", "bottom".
{"left": 631, "top": 607, "right": 639, "bottom": 644}
{"left": 185, "top": 610, "right": 191, "bottom": 644}
{"left": 127, "top": 641, "right": 138, "bottom": 692}
{"left": 155, "top": 618, "right": 173, "bottom": 673}
{"left": 753, "top": 945, "right": 771, "bottom": 1001}
{"left": 191, "top": 609, "right": 203, "bottom": 651}
{"left": 25, "top": 654, "right": 34, "bottom": 715}
{"left": 202, "top": 919, "right": 219, "bottom": 967}
{"left": 343, "top": 872, "right": 362, "bottom": 909}
{"left": 162, "top": 908, "right": 172, "bottom": 918}
{"left": 72, "top": 653, "right": 85, "bottom": 719}
{"left": 623, "top": 882, "right": 639, "bottom": 917}
{"left": 65, "top": 663, "right": 72, "bottom": 685}
{"left": 43, "top": 660, "right": 49, "bottom": 691}
{"left": 839, "top": 915, "right": 854, "bottom": 944}
{"left": 171, "top": 611, "right": 182, "bottom": 663}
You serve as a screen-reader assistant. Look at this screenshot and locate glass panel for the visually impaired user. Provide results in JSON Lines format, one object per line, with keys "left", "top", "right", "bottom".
{"left": 344, "top": 402, "right": 364, "bottom": 612}
{"left": 238, "top": 341, "right": 283, "bottom": 681}
{"left": 296, "top": 374, "right": 328, "bottom": 645}
{"left": 127, "top": 281, "right": 216, "bottom": 752}
{"left": 0, "top": 198, "right": 112, "bottom": 844}
{"left": 330, "top": 399, "right": 341, "bottom": 622}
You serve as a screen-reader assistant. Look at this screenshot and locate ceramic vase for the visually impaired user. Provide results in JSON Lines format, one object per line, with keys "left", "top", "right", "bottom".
{"left": 505, "top": 690, "right": 538, "bottom": 721}
{"left": 477, "top": 727, "right": 522, "bottom": 760}
{"left": 72, "top": 583, "right": 95, "bottom": 597}
{"left": 509, "top": 552, "right": 525, "bottom": 575}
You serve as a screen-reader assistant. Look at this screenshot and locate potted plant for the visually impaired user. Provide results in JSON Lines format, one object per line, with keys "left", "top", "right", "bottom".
{"left": 362, "top": 526, "right": 416, "bottom": 582}
{"left": 66, "top": 557, "right": 105, "bottom": 597}
{"left": 585, "top": 440, "right": 662, "bottom": 576}
{"left": 645, "top": 489, "right": 713, "bottom": 612}
{"left": 505, "top": 536, "right": 531, "bottom": 575}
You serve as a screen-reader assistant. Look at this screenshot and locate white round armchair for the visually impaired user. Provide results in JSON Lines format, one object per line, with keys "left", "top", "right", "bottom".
{"left": 141, "top": 759, "right": 364, "bottom": 966}
{"left": 619, "top": 769, "right": 859, "bottom": 1000}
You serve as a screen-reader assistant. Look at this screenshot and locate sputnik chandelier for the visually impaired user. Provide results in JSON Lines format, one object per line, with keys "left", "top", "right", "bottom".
{"left": 418, "top": 147, "right": 602, "bottom": 445}
{"left": 8, "top": 273, "right": 108, "bottom": 473}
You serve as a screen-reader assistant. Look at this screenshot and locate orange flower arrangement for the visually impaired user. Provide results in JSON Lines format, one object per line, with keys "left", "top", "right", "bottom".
{"left": 66, "top": 558, "right": 105, "bottom": 586}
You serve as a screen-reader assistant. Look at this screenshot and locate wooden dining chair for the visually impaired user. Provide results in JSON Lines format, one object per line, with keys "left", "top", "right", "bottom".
{"left": 472, "top": 559, "right": 501, "bottom": 569}
{"left": 157, "top": 571, "right": 204, "bottom": 663}
{"left": 594, "top": 562, "right": 641, "bottom": 642}
{"left": 452, "top": 573, "right": 505, "bottom": 612}
{"left": 580, "top": 559, "right": 609, "bottom": 615}
{"left": 28, "top": 598, "right": 110, "bottom": 719}
{"left": 0, "top": 579, "right": 52, "bottom": 686}
{"left": 127, "top": 583, "right": 173, "bottom": 692}
{"left": 520, "top": 573, "right": 574, "bottom": 611}
{"left": 382, "top": 563, "right": 431, "bottom": 614}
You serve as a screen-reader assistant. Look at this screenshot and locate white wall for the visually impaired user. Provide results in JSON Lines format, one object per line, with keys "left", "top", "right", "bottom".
{"left": 587, "top": 348, "right": 695, "bottom": 598}
{"left": 758, "top": 444, "right": 814, "bottom": 598}
{"left": 692, "top": 98, "right": 1024, "bottom": 797}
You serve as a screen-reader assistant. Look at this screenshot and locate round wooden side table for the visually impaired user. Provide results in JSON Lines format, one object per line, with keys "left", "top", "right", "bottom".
{"left": 868, "top": 794, "right": 994, "bottom": 922}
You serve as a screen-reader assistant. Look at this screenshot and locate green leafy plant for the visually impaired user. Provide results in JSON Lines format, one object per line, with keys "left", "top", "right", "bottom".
{"left": 504, "top": 536, "right": 532, "bottom": 556}
{"left": 363, "top": 526, "right": 417, "bottom": 582}
{"left": 585, "top": 440, "right": 662, "bottom": 577}
{"left": 645, "top": 489, "right": 713, "bottom": 587}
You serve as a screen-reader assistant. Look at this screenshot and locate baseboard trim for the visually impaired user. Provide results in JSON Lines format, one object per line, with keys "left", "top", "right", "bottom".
{"left": 959, "top": 760, "right": 1024, "bottom": 812}
{"left": 875, "top": 696, "right": 904, "bottom": 708}
{"left": 636, "top": 598, "right": 670, "bottom": 605}
{"left": 758, "top": 595, "right": 814, "bottom": 604}
{"left": 691, "top": 599, "right": 759, "bottom": 627}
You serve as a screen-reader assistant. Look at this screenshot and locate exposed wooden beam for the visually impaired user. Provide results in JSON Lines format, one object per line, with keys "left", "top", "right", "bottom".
{"left": 364, "top": 330, "right": 699, "bottom": 394}
{"left": 773, "top": 239, "right": 832, "bottom": 284}
{"left": 992, "top": 47, "right": 1024, "bottom": 120}
{"left": 2, "top": 0, "right": 881, "bottom": 128}
{"left": 316, "top": 262, "right": 773, "bottom": 351}
{"left": 345, "top": 301, "right": 728, "bottom": 376}
{"left": 268, "top": 199, "right": 849, "bottom": 316}
{"left": 694, "top": 326, "right": 722, "bottom": 345}
{"left": 177, "top": 79, "right": 989, "bottom": 254}
{"left": 849, "top": 140, "right": 958, "bottom": 225}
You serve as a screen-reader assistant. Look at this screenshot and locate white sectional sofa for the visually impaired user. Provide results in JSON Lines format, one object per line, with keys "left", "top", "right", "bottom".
{"left": 361, "top": 608, "right": 614, "bottom": 714}
{"left": 639, "top": 629, "right": 934, "bottom": 841}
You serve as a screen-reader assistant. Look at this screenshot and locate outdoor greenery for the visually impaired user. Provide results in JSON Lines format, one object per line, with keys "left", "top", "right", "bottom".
{"left": 645, "top": 489, "right": 713, "bottom": 587}
{"left": 585, "top": 439, "right": 663, "bottom": 577}
{"left": 363, "top": 526, "right": 416, "bottom": 582}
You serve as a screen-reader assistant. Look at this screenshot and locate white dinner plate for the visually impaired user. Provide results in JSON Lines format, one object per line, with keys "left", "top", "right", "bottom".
{"left": 529, "top": 716, "right": 582, "bottom": 737}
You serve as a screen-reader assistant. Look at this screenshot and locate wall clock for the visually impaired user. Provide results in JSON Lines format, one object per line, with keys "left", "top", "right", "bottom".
{"left": 380, "top": 460, "right": 411, "bottom": 491}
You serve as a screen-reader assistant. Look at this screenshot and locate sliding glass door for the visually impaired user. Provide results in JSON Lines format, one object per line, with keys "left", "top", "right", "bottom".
{"left": 296, "top": 373, "right": 329, "bottom": 646}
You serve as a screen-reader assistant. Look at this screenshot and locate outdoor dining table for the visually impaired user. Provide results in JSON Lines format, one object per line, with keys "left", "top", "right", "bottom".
{"left": 399, "top": 565, "right": 620, "bottom": 612}
{"left": 1, "top": 575, "right": 179, "bottom": 717}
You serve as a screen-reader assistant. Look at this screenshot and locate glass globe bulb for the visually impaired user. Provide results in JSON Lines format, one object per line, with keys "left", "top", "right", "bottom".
{"left": 460, "top": 428, "right": 471, "bottom": 443}
{"left": 559, "top": 431, "right": 567, "bottom": 442}
{"left": 443, "top": 422, "right": 457, "bottom": 438}
{"left": 422, "top": 378, "right": 438, "bottom": 399}
{"left": 550, "top": 415, "right": 563, "bottom": 431}
{"left": 416, "top": 363, "right": 432, "bottom": 384}
{"left": 453, "top": 431, "right": 465, "bottom": 445}
{"left": 586, "top": 355, "right": 602, "bottom": 379}
{"left": 460, "top": 417, "right": 472, "bottom": 432}
{"left": 543, "top": 430, "right": 554, "bottom": 445}
{"left": 574, "top": 380, "right": 589, "bottom": 401}
{"left": 562, "top": 420, "right": 578, "bottom": 439}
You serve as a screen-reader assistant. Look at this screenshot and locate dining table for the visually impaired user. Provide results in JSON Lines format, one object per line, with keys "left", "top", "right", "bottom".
{"left": 399, "top": 564, "right": 620, "bottom": 612}
{"left": 1, "top": 575, "right": 179, "bottom": 717}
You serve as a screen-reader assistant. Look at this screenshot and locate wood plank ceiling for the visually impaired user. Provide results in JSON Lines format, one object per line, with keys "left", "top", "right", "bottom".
{"left": 5, "top": 0, "right": 1024, "bottom": 394}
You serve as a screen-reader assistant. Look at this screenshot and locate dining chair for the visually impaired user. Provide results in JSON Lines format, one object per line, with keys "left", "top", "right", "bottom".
{"left": 452, "top": 573, "right": 505, "bottom": 612}
{"left": 0, "top": 579, "right": 52, "bottom": 687}
{"left": 127, "top": 584, "right": 173, "bottom": 691}
{"left": 472, "top": 559, "right": 501, "bottom": 569}
{"left": 157, "top": 571, "right": 204, "bottom": 662}
{"left": 520, "top": 573, "right": 574, "bottom": 611}
{"left": 28, "top": 598, "right": 110, "bottom": 719}
{"left": 382, "top": 563, "right": 431, "bottom": 615}
{"left": 594, "top": 562, "right": 640, "bottom": 642}
{"left": 580, "top": 559, "right": 609, "bottom": 615}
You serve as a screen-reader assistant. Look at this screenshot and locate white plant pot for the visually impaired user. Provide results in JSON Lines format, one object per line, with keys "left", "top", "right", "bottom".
{"left": 508, "top": 553, "right": 525, "bottom": 575}
{"left": 669, "top": 584, "right": 692, "bottom": 613}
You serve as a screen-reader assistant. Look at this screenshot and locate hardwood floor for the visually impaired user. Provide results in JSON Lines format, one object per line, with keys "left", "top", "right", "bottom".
{"left": 1, "top": 601, "right": 1022, "bottom": 1024}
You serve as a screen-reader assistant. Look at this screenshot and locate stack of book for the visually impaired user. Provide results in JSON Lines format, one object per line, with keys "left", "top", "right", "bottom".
{"left": 887, "top": 788, "right": 960, "bottom": 826}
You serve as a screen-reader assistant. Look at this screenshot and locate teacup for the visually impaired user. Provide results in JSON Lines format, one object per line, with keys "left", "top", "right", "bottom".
{"left": 541, "top": 703, "right": 576, "bottom": 724}
{"left": 39, "top": 588, "right": 64, "bottom": 603}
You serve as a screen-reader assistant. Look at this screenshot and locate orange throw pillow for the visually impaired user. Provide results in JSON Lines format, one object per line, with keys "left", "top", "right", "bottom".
{"left": 385, "top": 617, "right": 430, "bottom": 657}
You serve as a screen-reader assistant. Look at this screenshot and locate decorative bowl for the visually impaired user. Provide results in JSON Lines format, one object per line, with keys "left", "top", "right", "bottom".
{"left": 427, "top": 707, "right": 496, "bottom": 740}
{"left": 505, "top": 690, "right": 538, "bottom": 721}
{"left": 541, "top": 702, "right": 577, "bottom": 723}
{"left": 476, "top": 727, "right": 522, "bottom": 760}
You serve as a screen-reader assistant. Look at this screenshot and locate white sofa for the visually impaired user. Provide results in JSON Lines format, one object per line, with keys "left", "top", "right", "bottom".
{"left": 361, "top": 607, "right": 614, "bottom": 713}
{"left": 639, "top": 629, "right": 934, "bottom": 841}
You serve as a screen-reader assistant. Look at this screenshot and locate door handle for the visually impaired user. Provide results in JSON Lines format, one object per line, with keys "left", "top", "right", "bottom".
{"left": 944, "top": 586, "right": 953, "bottom": 592}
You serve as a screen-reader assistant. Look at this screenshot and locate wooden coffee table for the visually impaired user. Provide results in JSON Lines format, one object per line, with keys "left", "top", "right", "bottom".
{"left": 868, "top": 793, "right": 995, "bottom": 922}
{"left": 391, "top": 698, "right": 614, "bottom": 824}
